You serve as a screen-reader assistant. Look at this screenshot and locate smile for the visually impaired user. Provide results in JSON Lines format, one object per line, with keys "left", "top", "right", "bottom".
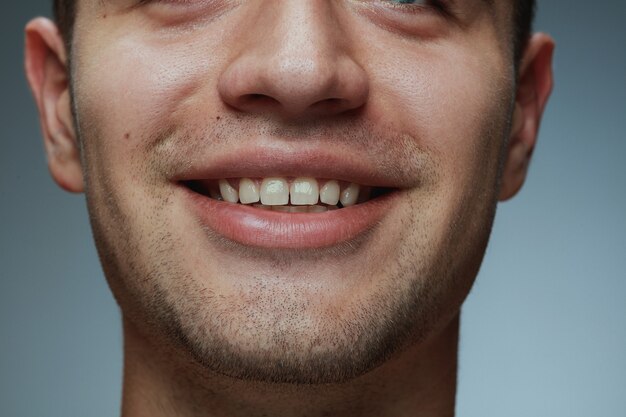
{"left": 174, "top": 146, "right": 407, "bottom": 249}
{"left": 184, "top": 177, "right": 395, "bottom": 213}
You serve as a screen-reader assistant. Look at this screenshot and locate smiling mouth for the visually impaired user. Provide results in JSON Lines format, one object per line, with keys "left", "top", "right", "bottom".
{"left": 174, "top": 145, "right": 406, "bottom": 249}
{"left": 183, "top": 177, "right": 396, "bottom": 213}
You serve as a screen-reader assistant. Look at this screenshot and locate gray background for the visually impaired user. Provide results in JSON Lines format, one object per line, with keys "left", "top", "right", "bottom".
{"left": 1, "top": 1, "right": 625, "bottom": 416}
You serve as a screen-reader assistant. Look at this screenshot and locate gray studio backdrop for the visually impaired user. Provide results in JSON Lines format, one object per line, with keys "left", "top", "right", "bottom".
{"left": 1, "top": 2, "right": 625, "bottom": 416}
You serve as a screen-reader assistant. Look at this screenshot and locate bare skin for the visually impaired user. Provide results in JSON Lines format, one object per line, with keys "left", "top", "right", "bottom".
{"left": 25, "top": 1, "right": 554, "bottom": 416}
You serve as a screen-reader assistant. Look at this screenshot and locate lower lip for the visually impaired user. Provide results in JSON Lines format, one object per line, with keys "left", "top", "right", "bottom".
{"left": 182, "top": 187, "right": 398, "bottom": 249}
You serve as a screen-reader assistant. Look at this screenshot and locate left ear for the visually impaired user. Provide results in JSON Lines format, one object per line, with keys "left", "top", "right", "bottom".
{"left": 25, "top": 17, "right": 83, "bottom": 193}
{"left": 499, "top": 33, "right": 555, "bottom": 201}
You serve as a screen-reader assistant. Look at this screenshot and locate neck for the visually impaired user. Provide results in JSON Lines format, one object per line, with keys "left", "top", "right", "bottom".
{"left": 120, "top": 316, "right": 459, "bottom": 417}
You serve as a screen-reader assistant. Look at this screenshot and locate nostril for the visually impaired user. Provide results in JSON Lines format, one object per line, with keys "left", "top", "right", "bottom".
{"left": 241, "top": 93, "right": 280, "bottom": 107}
{"left": 310, "top": 97, "right": 350, "bottom": 114}
{"left": 238, "top": 94, "right": 349, "bottom": 118}
{"left": 230, "top": 93, "right": 286, "bottom": 115}
{"left": 248, "top": 93, "right": 269, "bottom": 101}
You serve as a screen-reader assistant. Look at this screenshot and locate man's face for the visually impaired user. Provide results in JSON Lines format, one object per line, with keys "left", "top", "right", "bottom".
{"left": 69, "top": 0, "right": 516, "bottom": 383}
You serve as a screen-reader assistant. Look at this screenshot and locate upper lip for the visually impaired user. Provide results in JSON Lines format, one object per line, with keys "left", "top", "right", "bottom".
{"left": 171, "top": 143, "right": 418, "bottom": 189}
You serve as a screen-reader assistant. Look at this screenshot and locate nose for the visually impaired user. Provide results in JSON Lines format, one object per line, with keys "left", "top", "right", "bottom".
{"left": 218, "top": 2, "right": 369, "bottom": 120}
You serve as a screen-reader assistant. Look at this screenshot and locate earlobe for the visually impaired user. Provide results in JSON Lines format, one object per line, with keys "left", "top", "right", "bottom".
{"left": 499, "top": 33, "right": 555, "bottom": 201}
{"left": 25, "top": 17, "right": 84, "bottom": 193}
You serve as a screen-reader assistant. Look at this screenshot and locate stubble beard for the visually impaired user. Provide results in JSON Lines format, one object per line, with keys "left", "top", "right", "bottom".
{"left": 79, "top": 98, "right": 509, "bottom": 386}
{"left": 86, "top": 169, "right": 499, "bottom": 386}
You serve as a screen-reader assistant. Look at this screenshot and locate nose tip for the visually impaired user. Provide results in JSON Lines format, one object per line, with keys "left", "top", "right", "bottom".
{"left": 217, "top": 2, "right": 369, "bottom": 120}
{"left": 218, "top": 53, "right": 369, "bottom": 118}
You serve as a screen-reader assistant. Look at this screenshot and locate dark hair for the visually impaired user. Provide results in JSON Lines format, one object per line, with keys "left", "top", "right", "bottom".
{"left": 53, "top": 0, "right": 75, "bottom": 51}
{"left": 512, "top": 0, "right": 536, "bottom": 65}
{"left": 53, "top": 0, "right": 535, "bottom": 66}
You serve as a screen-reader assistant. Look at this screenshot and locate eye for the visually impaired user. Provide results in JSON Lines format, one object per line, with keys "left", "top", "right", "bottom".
{"left": 388, "top": 0, "right": 428, "bottom": 4}
{"left": 379, "top": 0, "right": 449, "bottom": 14}
{"left": 134, "top": 0, "right": 236, "bottom": 25}
{"left": 352, "top": 0, "right": 453, "bottom": 37}
{"left": 136, "top": 0, "right": 210, "bottom": 7}
{"left": 139, "top": 0, "right": 184, "bottom": 4}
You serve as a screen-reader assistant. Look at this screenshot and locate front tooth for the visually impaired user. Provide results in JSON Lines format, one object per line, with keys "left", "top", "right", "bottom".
{"left": 340, "top": 183, "right": 360, "bottom": 207}
{"left": 319, "top": 180, "right": 340, "bottom": 205}
{"left": 219, "top": 179, "right": 239, "bottom": 203}
{"left": 239, "top": 178, "right": 260, "bottom": 204}
{"left": 290, "top": 177, "right": 319, "bottom": 205}
{"left": 260, "top": 177, "right": 289, "bottom": 205}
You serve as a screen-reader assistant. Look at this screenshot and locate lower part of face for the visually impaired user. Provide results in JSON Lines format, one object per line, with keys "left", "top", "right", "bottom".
{"left": 74, "top": 1, "right": 514, "bottom": 384}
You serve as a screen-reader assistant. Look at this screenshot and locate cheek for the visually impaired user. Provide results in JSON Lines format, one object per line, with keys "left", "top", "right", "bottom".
{"left": 363, "top": 38, "right": 513, "bottom": 274}
{"left": 370, "top": 41, "right": 512, "bottom": 194}
{"left": 72, "top": 31, "right": 238, "bottom": 213}
{"left": 74, "top": 33, "right": 227, "bottom": 156}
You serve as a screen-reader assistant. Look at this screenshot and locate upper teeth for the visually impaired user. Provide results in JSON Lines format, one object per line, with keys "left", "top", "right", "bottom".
{"left": 238, "top": 178, "right": 261, "bottom": 204}
{"left": 320, "top": 180, "right": 340, "bottom": 205}
{"left": 216, "top": 177, "right": 361, "bottom": 207}
{"left": 261, "top": 178, "right": 289, "bottom": 205}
